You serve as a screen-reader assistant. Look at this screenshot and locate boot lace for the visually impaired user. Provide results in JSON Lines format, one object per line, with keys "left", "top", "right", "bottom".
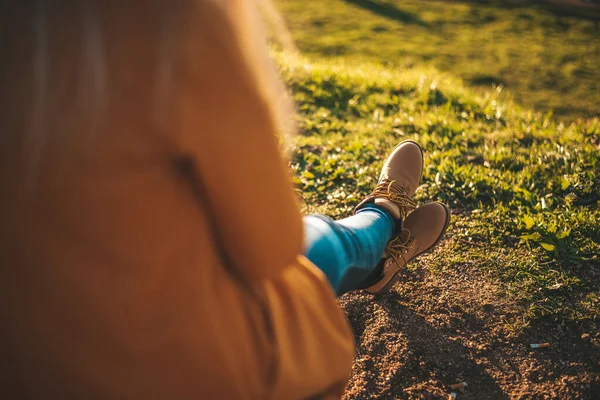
{"left": 364, "top": 178, "right": 416, "bottom": 219}
{"left": 386, "top": 228, "right": 416, "bottom": 269}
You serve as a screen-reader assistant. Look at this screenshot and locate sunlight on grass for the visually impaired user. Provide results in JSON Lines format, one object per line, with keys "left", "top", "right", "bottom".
{"left": 278, "top": 53, "right": 600, "bottom": 331}
{"left": 276, "top": 0, "right": 600, "bottom": 120}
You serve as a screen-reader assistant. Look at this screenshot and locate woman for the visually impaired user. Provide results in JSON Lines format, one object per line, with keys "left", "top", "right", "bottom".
{"left": 0, "top": 1, "right": 448, "bottom": 398}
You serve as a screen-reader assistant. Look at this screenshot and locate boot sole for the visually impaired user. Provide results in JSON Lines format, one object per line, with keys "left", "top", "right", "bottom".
{"left": 369, "top": 203, "right": 451, "bottom": 294}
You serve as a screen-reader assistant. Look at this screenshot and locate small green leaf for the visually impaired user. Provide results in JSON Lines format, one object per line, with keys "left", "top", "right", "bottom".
{"left": 520, "top": 232, "right": 540, "bottom": 241}
{"left": 561, "top": 176, "right": 570, "bottom": 190}
{"left": 522, "top": 214, "right": 534, "bottom": 230}
{"left": 540, "top": 243, "right": 555, "bottom": 251}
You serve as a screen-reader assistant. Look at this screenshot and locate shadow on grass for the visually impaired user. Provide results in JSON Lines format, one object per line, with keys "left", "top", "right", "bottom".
{"left": 468, "top": 74, "right": 507, "bottom": 87}
{"left": 344, "top": 0, "right": 429, "bottom": 27}
{"left": 433, "top": 0, "right": 600, "bottom": 22}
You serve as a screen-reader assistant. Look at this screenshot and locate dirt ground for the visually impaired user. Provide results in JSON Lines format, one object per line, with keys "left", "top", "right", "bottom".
{"left": 338, "top": 237, "right": 600, "bottom": 399}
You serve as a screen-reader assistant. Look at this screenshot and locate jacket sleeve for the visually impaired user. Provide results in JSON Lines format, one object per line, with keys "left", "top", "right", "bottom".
{"left": 169, "top": 4, "right": 356, "bottom": 397}
{"left": 264, "top": 256, "right": 355, "bottom": 399}
{"left": 170, "top": 1, "right": 304, "bottom": 282}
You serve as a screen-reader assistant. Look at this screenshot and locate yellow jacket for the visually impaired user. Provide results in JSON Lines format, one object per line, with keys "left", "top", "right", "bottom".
{"left": 0, "top": 2, "right": 354, "bottom": 399}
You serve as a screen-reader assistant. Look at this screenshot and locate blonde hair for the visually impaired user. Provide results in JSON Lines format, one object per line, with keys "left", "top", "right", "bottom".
{"left": 1, "top": 0, "right": 294, "bottom": 187}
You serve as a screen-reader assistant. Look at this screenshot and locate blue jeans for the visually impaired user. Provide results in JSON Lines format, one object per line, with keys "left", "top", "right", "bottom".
{"left": 303, "top": 204, "right": 395, "bottom": 296}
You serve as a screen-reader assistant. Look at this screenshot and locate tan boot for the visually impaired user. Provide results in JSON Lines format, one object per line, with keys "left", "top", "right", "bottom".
{"left": 365, "top": 202, "right": 450, "bottom": 294}
{"left": 355, "top": 140, "right": 423, "bottom": 220}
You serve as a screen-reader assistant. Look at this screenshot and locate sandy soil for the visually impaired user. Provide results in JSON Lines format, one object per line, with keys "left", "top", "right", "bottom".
{"left": 339, "top": 238, "right": 600, "bottom": 399}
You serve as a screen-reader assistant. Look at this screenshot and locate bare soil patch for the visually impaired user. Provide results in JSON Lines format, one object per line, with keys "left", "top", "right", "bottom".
{"left": 339, "top": 239, "right": 600, "bottom": 399}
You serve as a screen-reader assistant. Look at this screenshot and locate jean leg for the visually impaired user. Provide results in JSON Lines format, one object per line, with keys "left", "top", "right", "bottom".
{"left": 303, "top": 215, "right": 351, "bottom": 294}
{"left": 303, "top": 205, "right": 395, "bottom": 296}
{"left": 336, "top": 205, "right": 395, "bottom": 268}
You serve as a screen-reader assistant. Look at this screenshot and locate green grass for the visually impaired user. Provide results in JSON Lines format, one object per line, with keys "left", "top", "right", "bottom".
{"left": 276, "top": 0, "right": 600, "bottom": 121}
{"left": 276, "top": 52, "right": 600, "bottom": 330}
